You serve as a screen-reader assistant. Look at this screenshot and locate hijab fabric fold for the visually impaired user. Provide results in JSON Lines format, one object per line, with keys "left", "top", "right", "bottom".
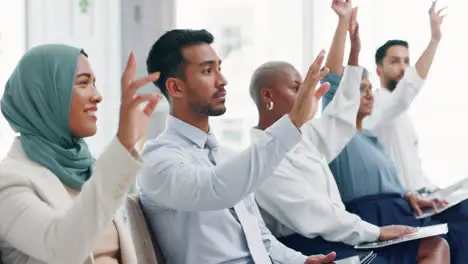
{"left": 1, "top": 44, "right": 94, "bottom": 190}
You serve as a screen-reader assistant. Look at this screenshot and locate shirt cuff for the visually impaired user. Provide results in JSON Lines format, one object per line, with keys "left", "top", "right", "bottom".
{"left": 265, "top": 115, "right": 302, "bottom": 151}
{"left": 358, "top": 220, "right": 381, "bottom": 242}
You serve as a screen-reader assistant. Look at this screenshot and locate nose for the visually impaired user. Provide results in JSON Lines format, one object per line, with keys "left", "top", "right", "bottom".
{"left": 91, "top": 88, "right": 103, "bottom": 104}
{"left": 399, "top": 61, "right": 409, "bottom": 72}
{"left": 216, "top": 72, "right": 228, "bottom": 88}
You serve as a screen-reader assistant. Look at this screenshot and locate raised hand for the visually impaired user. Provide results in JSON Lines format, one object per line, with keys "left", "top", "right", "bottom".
{"left": 349, "top": 7, "right": 360, "bottom": 50}
{"left": 331, "top": 0, "right": 353, "bottom": 20}
{"left": 379, "top": 225, "right": 417, "bottom": 241}
{"left": 289, "top": 50, "right": 330, "bottom": 128}
{"left": 429, "top": 0, "right": 447, "bottom": 42}
{"left": 347, "top": 7, "right": 361, "bottom": 66}
{"left": 117, "top": 51, "right": 161, "bottom": 152}
{"left": 304, "top": 252, "right": 336, "bottom": 264}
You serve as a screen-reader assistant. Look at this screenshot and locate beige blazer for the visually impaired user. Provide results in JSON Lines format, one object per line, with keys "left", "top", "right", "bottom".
{"left": 0, "top": 138, "right": 141, "bottom": 264}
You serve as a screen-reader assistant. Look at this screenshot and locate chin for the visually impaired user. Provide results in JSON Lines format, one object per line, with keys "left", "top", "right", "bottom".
{"left": 73, "top": 128, "right": 97, "bottom": 138}
{"left": 207, "top": 105, "right": 227, "bottom": 116}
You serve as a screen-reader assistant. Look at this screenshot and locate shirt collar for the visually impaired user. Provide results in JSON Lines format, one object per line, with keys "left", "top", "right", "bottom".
{"left": 250, "top": 127, "right": 264, "bottom": 142}
{"left": 166, "top": 115, "right": 211, "bottom": 148}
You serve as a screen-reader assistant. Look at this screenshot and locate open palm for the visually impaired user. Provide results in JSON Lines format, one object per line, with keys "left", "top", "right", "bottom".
{"left": 429, "top": 0, "right": 447, "bottom": 42}
{"left": 290, "top": 50, "right": 330, "bottom": 128}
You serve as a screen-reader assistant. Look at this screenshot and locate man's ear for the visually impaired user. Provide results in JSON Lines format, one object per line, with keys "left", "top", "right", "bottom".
{"left": 376, "top": 64, "right": 383, "bottom": 77}
{"left": 166, "top": 77, "right": 184, "bottom": 99}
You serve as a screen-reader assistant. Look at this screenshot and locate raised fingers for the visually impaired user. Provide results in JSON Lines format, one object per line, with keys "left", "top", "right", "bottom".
{"left": 303, "top": 50, "right": 327, "bottom": 88}
{"left": 129, "top": 93, "right": 160, "bottom": 112}
{"left": 143, "top": 94, "right": 162, "bottom": 116}
{"left": 121, "top": 52, "right": 137, "bottom": 96}
{"left": 123, "top": 72, "right": 160, "bottom": 103}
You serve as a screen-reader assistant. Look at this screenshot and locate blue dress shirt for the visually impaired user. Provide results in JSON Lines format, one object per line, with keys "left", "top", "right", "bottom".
{"left": 138, "top": 115, "right": 307, "bottom": 264}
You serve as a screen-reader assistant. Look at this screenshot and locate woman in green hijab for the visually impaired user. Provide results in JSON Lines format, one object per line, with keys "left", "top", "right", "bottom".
{"left": 0, "top": 44, "right": 161, "bottom": 264}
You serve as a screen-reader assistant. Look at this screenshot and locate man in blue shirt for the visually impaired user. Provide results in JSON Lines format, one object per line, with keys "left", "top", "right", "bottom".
{"left": 138, "top": 28, "right": 336, "bottom": 264}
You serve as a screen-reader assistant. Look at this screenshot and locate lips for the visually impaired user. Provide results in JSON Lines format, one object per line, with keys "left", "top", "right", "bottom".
{"left": 84, "top": 107, "right": 98, "bottom": 119}
{"left": 214, "top": 91, "right": 226, "bottom": 99}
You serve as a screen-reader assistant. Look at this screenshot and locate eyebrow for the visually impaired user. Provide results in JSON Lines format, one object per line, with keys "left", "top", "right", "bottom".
{"left": 198, "top": 59, "right": 222, "bottom": 67}
{"left": 75, "top": 73, "right": 96, "bottom": 83}
{"left": 389, "top": 56, "right": 409, "bottom": 60}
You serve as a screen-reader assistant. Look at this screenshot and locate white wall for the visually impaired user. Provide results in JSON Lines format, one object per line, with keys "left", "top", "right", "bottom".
{"left": 0, "top": 0, "right": 26, "bottom": 158}
{"left": 25, "top": 0, "right": 122, "bottom": 156}
{"left": 121, "top": 0, "right": 175, "bottom": 142}
{"left": 176, "top": 0, "right": 305, "bottom": 150}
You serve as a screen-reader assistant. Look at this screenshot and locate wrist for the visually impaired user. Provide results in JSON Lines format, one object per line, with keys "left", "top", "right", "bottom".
{"left": 338, "top": 16, "right": 351, "bottom": 24}
{"left": 288, "top": 113, "right": 303, "bottom": 129}
{"left": 117, "top": 133, "right": 134, "bottom": 153}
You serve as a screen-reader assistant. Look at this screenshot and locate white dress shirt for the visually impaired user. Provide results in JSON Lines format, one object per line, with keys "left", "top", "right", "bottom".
{"left": 363, "top": 67, "right": 436, "bottom": 191}
{"left": 138, "top": 115, "right": 307, "bottom": 264}
{"left": 254, "top": 66, "right": 380, "bottom": 246}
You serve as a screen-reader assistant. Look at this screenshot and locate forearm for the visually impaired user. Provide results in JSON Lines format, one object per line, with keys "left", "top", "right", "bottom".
{"left": 0, "top": 139, "right": 141, "bottom": 264}
{"left": 415, "top": 39, "right": 440, "bottom": 79}
{"left": 348, "top": 46, "right": 360, "bottom": 66}
{"left": 139, "top": 116, "right": 302, "bottom": 211}
{"left": 325, "top": 18, "right": 349, "bottom": 75}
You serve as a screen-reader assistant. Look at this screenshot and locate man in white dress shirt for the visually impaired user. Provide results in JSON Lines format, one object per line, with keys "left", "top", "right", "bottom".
{"left": 362, "top": 2, "right": 447, "bottom": 193}
{"left": 138, "top": 28, "right": 337, "bottom": 264}
{"left": 252, "top": 1, "right": 449, "bottom": 263}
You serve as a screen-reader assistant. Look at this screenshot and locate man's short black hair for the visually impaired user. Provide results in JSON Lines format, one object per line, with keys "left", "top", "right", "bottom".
{"left": 146, "top": 29, "right": 214, "bottom": 101}
{"left": 375, "top": 40, "right": 409, "bottom": 65}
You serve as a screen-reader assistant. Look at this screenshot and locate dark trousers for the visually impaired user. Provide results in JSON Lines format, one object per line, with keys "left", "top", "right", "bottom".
{"left": 346, "top": 193, "right": 468, "bottom": 264}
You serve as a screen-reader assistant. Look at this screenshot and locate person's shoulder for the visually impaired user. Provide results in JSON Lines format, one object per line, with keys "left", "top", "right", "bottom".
{"left": 0, "top": 156, "right": 44, "bottom": 191}
{"left": 140, "top": 131, "right": 193, "bottom": 167}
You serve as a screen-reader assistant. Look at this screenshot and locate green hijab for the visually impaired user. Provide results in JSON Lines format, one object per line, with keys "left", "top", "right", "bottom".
{"left": 1, "top": 44, "right": 94, "bottom": 190}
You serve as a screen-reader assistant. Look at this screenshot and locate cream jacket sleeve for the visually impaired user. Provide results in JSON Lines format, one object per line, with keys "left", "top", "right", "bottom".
{"left": 0, "top": 138, "right": 141, "bottom": 264}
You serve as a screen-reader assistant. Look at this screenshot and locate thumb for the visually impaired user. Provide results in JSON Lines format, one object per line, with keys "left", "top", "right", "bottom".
{"left": 305, "top": 252, "right": 336, "bottom": 263}
{"left": 320, "top": 252, "right": 337, "bottom": 262}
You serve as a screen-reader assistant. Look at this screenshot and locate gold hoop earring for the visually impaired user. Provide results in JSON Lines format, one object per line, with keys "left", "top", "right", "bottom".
{"left": 267, "top": 101, "right": 274, "bottom": 111}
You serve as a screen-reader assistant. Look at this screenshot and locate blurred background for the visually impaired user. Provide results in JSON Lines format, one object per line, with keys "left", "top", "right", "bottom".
{"left": 0, "top": 0, "right": 466, "bottom": 188}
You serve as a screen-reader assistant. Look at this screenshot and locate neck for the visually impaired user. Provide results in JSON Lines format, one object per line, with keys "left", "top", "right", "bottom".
{"left": 171, "top": 107, "right": 210, "bottom": 133}
{"left": 356, "top": 116, "right": 364, "bottom": 131}
{"left": 380, "top": 79, "right": 386, "bottom": 89}
{"left": 256, "top": 112, "right": 279, "bottom": 131}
